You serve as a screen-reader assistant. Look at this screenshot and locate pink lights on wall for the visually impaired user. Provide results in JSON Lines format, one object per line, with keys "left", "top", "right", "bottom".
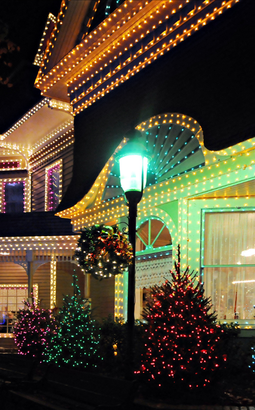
{"left": 0, "top": 161, "right": 20, "bottom": 170}
{"left": 45, "top": 160, "right": 62, "bottom": 212}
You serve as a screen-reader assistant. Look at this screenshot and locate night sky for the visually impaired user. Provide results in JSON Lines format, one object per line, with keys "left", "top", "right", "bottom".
{"left": 0, "top": 0, "right": 62, "bottom": 133}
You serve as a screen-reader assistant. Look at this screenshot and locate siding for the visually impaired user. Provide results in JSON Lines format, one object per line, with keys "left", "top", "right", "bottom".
{"left": 31, "top": 143, "right": 74, "bottom": 212}
{"left": 56, "top": 262, "right": 85, "bottom": 309}
{"left": 0, "top": 261, "right": 113, "bottom": 321}
{"left": 32, "top": 171, "right": 45, "bottom": 212}
{"left": 0, "top": 262, "right": 50, "bottom": 309}
{"left": 33, "top": 263, "right": 50, "bottom": 309}
{"left": 90, "top": 276, "right": 115, "bottom": 321}
{"left": 0, "top": 262, "right": 84, "bottom": 311}
{"left": 0, "top": 263, "right": 27, "bottom": 285}
{"left": 62, "top": 147, "right": 74, "bottom": 197}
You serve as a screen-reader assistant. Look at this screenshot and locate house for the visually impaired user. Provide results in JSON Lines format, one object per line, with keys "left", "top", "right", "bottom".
{"left": 0, "top": 93, "right": 84, "bottom": 337}
{"left": 1, "top": 0, "right": 255, "bottom": 336}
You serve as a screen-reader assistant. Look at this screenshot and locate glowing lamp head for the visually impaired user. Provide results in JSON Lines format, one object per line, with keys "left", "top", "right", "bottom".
{"left": 116, "top": 132, "right": 150, "bottom": 204}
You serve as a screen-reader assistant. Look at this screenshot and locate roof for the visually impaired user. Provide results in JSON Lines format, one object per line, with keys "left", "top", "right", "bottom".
{"left": 0, "top": 99, "right": 73, "bottom": 149}
{"left": 35, "top": 0, "right": 94, "bottom": 100}
{"left": 0, "top": 212, "right": 76, "bottom": 237}
{"left": 57, "top": 0, "right": 255, "bottom": 213}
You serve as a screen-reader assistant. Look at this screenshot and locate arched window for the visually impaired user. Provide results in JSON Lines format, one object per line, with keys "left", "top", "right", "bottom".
{"left": 136, "top": 218, "right": 172, "bottom": 253}
{"left": 135, "top": 217, "right": 172, "bottom": 319}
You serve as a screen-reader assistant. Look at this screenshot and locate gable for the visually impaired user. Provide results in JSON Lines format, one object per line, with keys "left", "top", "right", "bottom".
{"left": 37, "top": 0, "right": 94, "bottom": 76}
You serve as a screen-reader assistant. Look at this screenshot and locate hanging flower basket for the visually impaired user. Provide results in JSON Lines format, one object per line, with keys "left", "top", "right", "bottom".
{"left": 75, "top": 224, "right": 133, "bottom": 280}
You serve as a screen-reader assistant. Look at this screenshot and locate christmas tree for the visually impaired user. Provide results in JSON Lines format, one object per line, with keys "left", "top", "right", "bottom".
{"left": 13, "top": 300, "right": 56, "bottom": 360}
{"left": 44, "top": 274, "right": 102, "bottom": 369}
{"left": 135, "top": 245, "right": 224, "bottom": 391}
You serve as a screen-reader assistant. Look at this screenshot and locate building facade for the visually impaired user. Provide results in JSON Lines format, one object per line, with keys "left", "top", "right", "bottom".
{"left": 59, "top": 113, "right": 255, "bottom": 327}
{"left": 0, "top": 98, "right": 86, "bottom": 337}
{"left": 1, "top": 0, "right": 255, "bottom": 336}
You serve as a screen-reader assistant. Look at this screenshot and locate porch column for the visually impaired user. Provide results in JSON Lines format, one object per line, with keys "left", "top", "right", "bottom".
{"left": 50, "top": 254, "right": 57, "bottom": 309}
{"left": 177, "top": 198, "right": 189, "bottom": 270}
{"left": 85, "top": 274, "right": 91, "bottom": 299}
{"left": 26, "top": 250, "right": 34, "bottom": 302}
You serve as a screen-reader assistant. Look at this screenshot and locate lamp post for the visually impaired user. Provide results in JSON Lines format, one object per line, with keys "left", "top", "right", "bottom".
{"left": 117, "top": 130, "right": 149, "bottom": 378}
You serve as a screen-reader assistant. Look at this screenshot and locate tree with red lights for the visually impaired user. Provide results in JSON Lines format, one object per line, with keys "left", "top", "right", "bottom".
{"left": 136, "top": 245, "right": 224, "bottom": 391}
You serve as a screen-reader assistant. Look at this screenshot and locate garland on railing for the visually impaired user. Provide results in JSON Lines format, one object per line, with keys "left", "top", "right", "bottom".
{"left": 75, "top": 224, "right": 133, "bottom": 280}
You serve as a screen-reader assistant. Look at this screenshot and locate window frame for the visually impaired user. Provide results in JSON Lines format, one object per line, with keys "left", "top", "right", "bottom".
{"left": 1, "top": 179, "right": 26, "bottom": 213}
{"left": 201, "top": 208, "right": 255, "bottom": 269}
{"left": 136, "top": 216, "right": 172, "bottom": 257}
{"left": 0, "top": 284, "right": 38, "bottom": 334}
{"left": 201, "top": 207, "right": 255, "bottom": 326}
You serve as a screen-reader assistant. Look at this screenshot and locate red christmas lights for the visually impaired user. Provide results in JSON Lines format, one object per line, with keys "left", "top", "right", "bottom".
{"left": 135, "top": 245, "right": 225, "bottom": 391}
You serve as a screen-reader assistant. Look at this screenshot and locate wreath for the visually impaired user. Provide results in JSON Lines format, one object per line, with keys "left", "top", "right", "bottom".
{"left": 75, "top": 224, "right": 133, "bottom": 280}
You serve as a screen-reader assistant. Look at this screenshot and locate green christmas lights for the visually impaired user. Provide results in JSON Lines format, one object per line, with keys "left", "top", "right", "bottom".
{"left": 44, "top": 274, "right": 102, "bottom": 369}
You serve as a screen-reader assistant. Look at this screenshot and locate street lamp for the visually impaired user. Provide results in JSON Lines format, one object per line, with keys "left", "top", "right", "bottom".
{"left": 117, "top": 130, "right": 149, "bottom": 378}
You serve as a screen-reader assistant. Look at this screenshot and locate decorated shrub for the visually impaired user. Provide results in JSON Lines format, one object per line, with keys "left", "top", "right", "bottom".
{"left": 13, "top": 300, "right": 56, "bottom": 360}
{"left": 136, "top": 245, "right": 225, "bottom": 392}
{"left": 44, "top": 274, "right": 102, "bottom": 369}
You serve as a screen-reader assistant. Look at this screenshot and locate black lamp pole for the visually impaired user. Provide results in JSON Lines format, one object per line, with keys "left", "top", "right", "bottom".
{"left": 125, "top": 191, "right": 142, "bottom": 379}
{"left": 116, "top": 131, "right": 149, "bottom": 379}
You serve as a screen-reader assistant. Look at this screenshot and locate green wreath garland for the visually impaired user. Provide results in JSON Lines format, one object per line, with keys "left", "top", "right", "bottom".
{"left": 75, "top": 224, "right": 133, "bottom": 280}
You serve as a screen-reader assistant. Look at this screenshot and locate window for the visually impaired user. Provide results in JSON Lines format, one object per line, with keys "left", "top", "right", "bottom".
{"left": 2, "top": 181, "right": 24, "bottom": 213}
{"left": 0, "top": 284, "right": 38, "bottom": 333}
{"left": 135, "top": 218, "right": 172, "bottom": 319}
{"left": 45, "top": 160, "right": 62, "bottom": 211}
{"left": 136, "top": 218, "right": 172, "bottom": 252}
{"left": 202, "top": 211, "right": 255, "bottom": 321}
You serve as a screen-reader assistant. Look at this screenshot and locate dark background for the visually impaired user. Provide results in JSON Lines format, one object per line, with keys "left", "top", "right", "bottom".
{"left": 0, "top": 0, "right": 62, "bottom": 133}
